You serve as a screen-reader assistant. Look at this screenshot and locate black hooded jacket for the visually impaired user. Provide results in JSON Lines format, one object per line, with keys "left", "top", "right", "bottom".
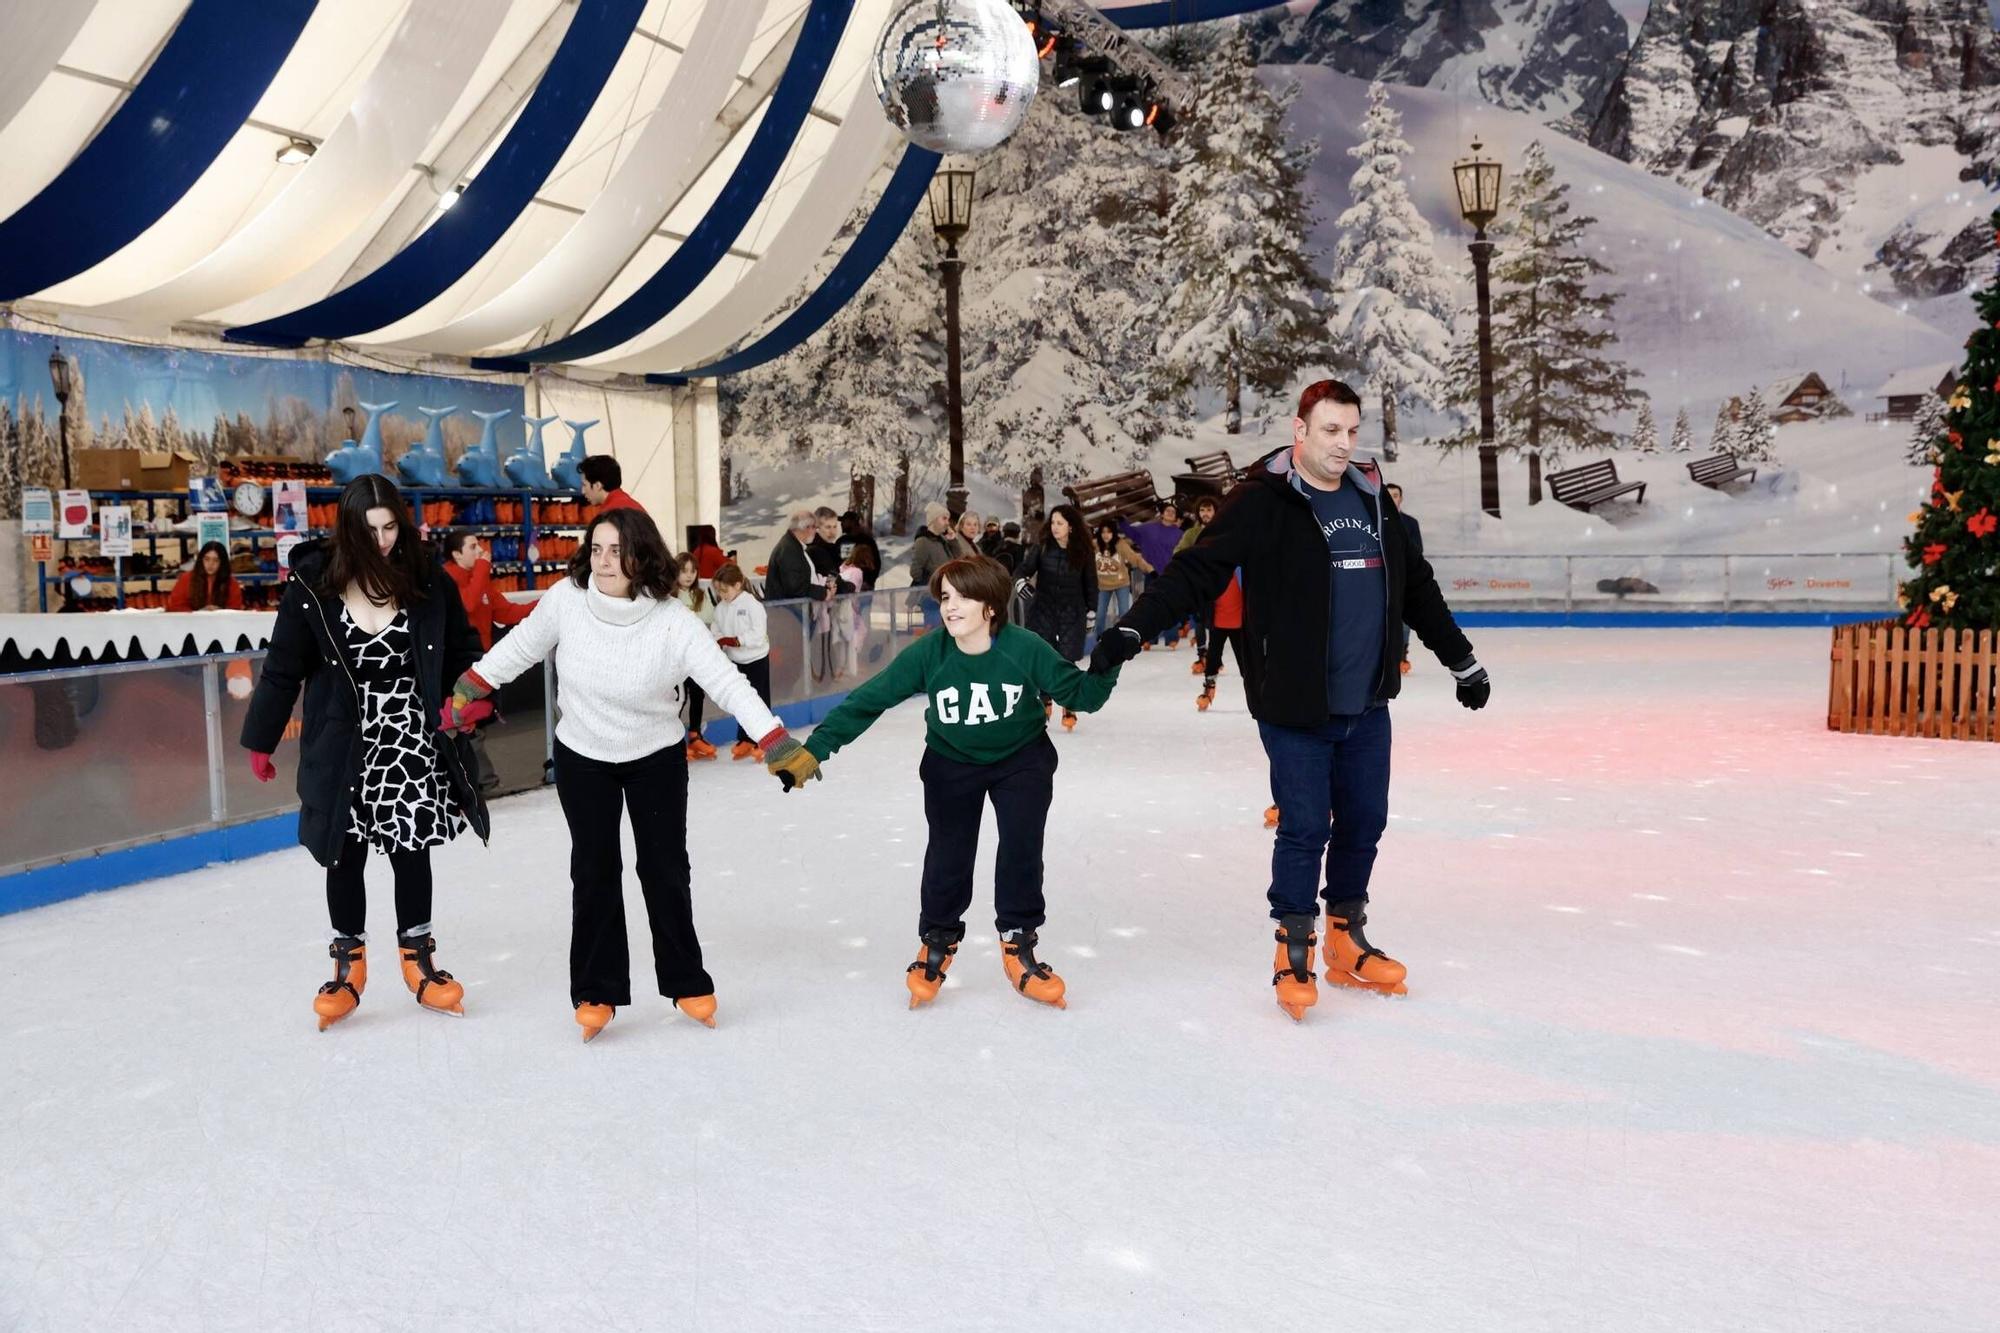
{"left": 1115, "top": 447, "right": 1474, "bottom": 727}
{"left": 240, "top": 539, "right": 490, "bottom": 867}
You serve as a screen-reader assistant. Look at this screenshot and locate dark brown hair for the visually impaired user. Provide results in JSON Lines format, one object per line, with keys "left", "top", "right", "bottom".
{"left": 444, "top": 529, "right": 480, "bottom": 557}
{"left": 674, "top": 551, "right": 708, "bottom": 611}
{"left": 1296, "top": 378, "right": 1364, "bottom": 420}
{"left": 187, "top": 541, "right": 236, "bottom": 610}
{"left": 928, "top": 555, "right": 1012, "bottom": 630}
{"left": 323, "top": 475, "right": 424, "bottom": 605}
{"left": 570, "top": 508, "right": 675, "bottom": 599}
{"left": 1042, "top": 502, "right": 1091, "bottom": 571}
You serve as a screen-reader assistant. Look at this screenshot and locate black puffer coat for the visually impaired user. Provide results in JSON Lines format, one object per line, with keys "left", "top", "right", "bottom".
{"left": 241, "top": 540, "right": 489, "bottom": 868}
{"left": 1019, "top": 539, "right": 1097, "bottom": 662}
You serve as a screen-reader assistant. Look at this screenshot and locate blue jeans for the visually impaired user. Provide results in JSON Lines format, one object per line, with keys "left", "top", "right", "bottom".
{"left": 1259, "top": 707, "right": 1392, "bottom": 920}
{"left": 1091, "top": 586, "right": 1131, "bottom": 651}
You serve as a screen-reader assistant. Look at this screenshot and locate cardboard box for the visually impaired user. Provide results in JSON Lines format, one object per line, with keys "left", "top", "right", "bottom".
{"left": 73, "top": 448, "right": 197, "bottom": 493}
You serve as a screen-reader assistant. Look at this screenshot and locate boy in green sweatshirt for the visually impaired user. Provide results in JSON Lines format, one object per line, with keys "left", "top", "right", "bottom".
{"left": 768, "top": 555, "right": 1119, "bottom": 1009}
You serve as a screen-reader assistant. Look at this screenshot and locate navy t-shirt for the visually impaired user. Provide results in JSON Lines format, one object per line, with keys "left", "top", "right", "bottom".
{"left": 1299, "top": 478, "right": 1385, "bottom": 714}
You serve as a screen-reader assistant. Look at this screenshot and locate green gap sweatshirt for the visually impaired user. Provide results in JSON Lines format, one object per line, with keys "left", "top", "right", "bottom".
{"left": 803, "top": 624, "right": 1119, "bottom": 767}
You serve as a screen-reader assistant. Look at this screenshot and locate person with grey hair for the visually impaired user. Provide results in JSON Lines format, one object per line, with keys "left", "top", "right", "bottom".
{"left": 908, "top": 502, "right": 958, "bottom": 630}
{"left": 764, "top": 508, "right": 825, "bottom": 603}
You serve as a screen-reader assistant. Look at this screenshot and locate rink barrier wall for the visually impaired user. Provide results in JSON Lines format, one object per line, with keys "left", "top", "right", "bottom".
{"left": 1455, "top": 611, "right": 1893, "bottom": 627}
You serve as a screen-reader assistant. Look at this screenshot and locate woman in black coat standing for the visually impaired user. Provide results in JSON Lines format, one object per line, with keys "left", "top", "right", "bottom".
{"left": 1018, "top": 502, "right": 1097, "bottom": 731}
{"left": 241, "top": 475, "right": 490, "bottom": 1031}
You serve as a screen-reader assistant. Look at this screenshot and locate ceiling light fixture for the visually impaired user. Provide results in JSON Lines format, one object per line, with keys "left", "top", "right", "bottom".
{"left": 274, "top": 137, "right": 315, "bottom": 165}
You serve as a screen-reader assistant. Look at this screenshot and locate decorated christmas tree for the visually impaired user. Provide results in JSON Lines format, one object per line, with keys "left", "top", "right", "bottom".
{"left": 1899, "top": 213, "right": 2000, "bottom": 630}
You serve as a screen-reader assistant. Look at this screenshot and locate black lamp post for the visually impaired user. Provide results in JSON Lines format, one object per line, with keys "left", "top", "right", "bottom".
{"left": 928, "top": 164, "right": 975, "bottom": 520}
{"left": 48, "top": 342, "right": 74, "bottom": 489}
{"left": 1452, "top": 141, "right": 1503, "bottom": 518}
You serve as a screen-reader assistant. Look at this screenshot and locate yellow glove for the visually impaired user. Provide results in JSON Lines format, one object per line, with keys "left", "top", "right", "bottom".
{"left": 764, "top": 737, "right": 821, "bottom": 791}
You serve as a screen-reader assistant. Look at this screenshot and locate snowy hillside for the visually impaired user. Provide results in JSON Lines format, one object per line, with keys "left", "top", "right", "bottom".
{"left": 1283, "top": 68, "right": 1965, "bottom": 430}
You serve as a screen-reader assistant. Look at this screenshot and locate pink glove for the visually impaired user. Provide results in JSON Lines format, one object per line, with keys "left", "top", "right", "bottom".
{"left": 439, "top": 699, "right": 494, "bottom": 734}
{"left": 248, "top": 751, "right": 276, "bottom": 783}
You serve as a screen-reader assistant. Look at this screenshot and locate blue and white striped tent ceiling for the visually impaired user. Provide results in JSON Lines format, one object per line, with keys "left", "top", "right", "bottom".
{"left": 0, "top": 0, "right": 1281, "bottom": 379}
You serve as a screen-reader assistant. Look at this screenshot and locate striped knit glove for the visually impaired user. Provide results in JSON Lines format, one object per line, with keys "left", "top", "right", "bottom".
{"left": 1449, "top": 657, "right": 1490, "bottom": 711}
{"left": 448, "top": 670, "right": 493, "bottom": 733}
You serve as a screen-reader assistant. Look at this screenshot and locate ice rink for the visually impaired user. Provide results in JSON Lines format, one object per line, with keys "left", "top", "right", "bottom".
{"left": 4, "top": 628, "right": 1997, "bottom": 1332}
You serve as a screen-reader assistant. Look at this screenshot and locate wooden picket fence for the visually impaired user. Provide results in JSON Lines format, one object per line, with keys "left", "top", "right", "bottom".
{"left": 1827, "top": 620, "right": 2000, "bottom": 741}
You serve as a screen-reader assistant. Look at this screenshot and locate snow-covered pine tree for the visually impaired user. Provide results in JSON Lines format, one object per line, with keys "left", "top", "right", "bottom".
{"left": 1330, "top": 82, "right": 1454, "bottom": 462}
{"left": 0, "top": 401, "right": 18, "bottom": 520}
{"left": 1906, "top": 393, "right": 1948, "bottom": 466}
{"left": 1735, "top": 386, "right": 1777, "bottom": 464}
{"left": 1711, "top": 398, "right": 1740, "bottom": 457}
{"left": 1482, "top": 140, "right": 1640, "bottom": 465}
{"left": 1670, "top": 405, "right": 1694, "bottom": 453}
{"left": 1629, "top": 398, "right": 1658, "bottom": 453}
{"left": 1150, "top": 23, "right": 1337, "bottom": 436}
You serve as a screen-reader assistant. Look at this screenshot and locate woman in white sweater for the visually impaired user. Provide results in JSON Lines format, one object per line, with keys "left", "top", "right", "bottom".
{"left": 450, "top": 509, "right": 806, "bottom": 1042}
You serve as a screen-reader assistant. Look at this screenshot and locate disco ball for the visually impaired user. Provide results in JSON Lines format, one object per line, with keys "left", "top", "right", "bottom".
{"left": 873, "top": 0, "right": 1039, "bottom": 156}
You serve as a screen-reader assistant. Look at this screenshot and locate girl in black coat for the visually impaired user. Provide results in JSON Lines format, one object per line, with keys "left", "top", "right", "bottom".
{"left": 1017, "top": 503, "right": 1097, "bottom": 730}
{"left": 241, "top": 476, "right": 490, "bottom": 1031}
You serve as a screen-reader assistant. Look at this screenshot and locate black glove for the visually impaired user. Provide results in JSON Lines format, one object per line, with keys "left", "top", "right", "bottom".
{"left": 1451, "top": 658, "right": 1490, "bottom": 711}
{"left": 1089, "top": 626, "right": 1142, "bottom": 675}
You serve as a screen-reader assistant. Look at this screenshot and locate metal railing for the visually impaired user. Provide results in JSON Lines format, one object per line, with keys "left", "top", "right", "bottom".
{"left": 1421, "top": 552, "right": 1902, "bottom": 612}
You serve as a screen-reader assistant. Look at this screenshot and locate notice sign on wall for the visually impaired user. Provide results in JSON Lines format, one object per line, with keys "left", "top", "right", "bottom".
{"left": 57, "top": 489, "right": 92, "bottom": 538}
{"left": 98, "top": 505, "right": 134, "bottom": 557}
{"left": 21, "top": 487, "right": 54, "bottom": 534}
{"left": 195, "top": 513, "right": 229, "bottom": 552}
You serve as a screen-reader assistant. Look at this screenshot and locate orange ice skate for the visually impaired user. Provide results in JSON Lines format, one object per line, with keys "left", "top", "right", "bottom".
{"left": 1001, "top": 929, "right": 1067, "bottom": 1009}
{"left": 1321, "top": 901, "right": 1407, "bottom": 996}
{"left": 314, "top": 936, "right": 367, "bottom": 1031}
{"left": 1271, "top": 915, "right": 1319, "bottom": 1021}
{"left": 905, "top": 925, "right": 962, "bottom": 1008}
{"left": 398, "top": 933, "right": 465, "bottom": 1015}
{"left": 576, "top": 1002, "right": 614, "bottom": 1042}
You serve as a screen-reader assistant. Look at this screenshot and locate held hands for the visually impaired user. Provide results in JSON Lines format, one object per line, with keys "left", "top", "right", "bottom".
{"left": 439, "top": 698, "right": 494, "bottom": 734}
{"left": 1450, "top": 659, "right": 1491, "bottom": 711}
{"left": 1088, "top": 626, "right": 1143, "bottom": 676}
{"left": 248, "top": 751, "right": 276, "bottom": 783}
{"left": 763, "top": 735, "right": 821, "bottom": 791}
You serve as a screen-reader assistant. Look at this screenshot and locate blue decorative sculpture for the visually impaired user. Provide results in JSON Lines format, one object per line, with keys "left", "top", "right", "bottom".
{"left": 551, "top": 418, "right": 598, "bottom": 492}
{"left": 397, "top": 405, "right": 455, "bottom": 486}
{"left": 456, "top": 408, "right": 511, "bottom": 488}
{"left": 505, "top": 414, "right": 557, "bottom": 489}
{"left": 326, "top": 400, "right": 396, "bottom": 483}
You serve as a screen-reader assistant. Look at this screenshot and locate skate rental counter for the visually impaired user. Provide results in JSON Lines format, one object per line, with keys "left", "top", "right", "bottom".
{"left": 1, "top": 591, "right": 930, "bottom": 912}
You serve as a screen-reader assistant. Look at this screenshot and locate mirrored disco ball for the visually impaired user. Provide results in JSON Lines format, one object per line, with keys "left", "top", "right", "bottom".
{"left": 873, "top": 0, "right": 1039, "bottom": 156}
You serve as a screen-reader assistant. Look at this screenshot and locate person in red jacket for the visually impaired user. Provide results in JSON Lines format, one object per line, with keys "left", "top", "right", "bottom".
{"left": 579, "top": 456, "right": 644, "bottom": 518}
{"left": 167, "top": 542, "right": 245, "bottom": 611}
{"left": 442, "top": 531, "right": 532, "bottom": 651}
{"left": 1194, "top": 571, "right": 1245, "bottom": 712}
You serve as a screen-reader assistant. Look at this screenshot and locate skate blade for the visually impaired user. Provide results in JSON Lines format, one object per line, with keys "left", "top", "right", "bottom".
{"left": 1278, "top": 1001, "right": 1309, "bottom": 1022}
{"left": 581, "top": 1025, "right": 603, "bottom": 1043}
{"left": 418, "top": 1001, "right": 466, "bottom": 1016}
{"left": 1325, "top": 972, "right": 1408, "bottom": 997}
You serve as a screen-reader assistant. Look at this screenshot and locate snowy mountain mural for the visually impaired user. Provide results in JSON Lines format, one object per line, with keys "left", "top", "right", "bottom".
{"left": 718, "top": 12, "right": 1987, "bottom": 606}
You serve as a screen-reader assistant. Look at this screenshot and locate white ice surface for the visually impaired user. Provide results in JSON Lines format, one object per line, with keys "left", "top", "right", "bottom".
{"left": 4, "top": 630, "right": 1998, "bottom": 1331}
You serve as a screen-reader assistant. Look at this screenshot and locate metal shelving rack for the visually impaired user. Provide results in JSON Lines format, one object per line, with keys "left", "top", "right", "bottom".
{"left": 35, "top": 483, "right": 592, "bottom": 612}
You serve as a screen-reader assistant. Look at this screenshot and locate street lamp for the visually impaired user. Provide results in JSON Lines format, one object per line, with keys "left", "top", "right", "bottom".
{"left": 928, "top": 164, "right": 976, "bottom": 519}
{"left": 1451, "top": 140, "right": 1504, "bottom": 517}
{"left": 48, "top": 342, "right": 73, "bottom": 489}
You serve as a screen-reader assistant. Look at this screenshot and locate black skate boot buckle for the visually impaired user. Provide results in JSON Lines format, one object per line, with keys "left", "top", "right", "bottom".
{"left": 1002, "top": 930, "right": 1054, "bottom": 992}
{"left": 908, "top": 928, "right": 963, "bottom": 985}
{"left": 1272, "top": 919, "right": 1317, "bottom": 986}
{"left": 400, "top": 932, "right": 455, "bottom": 1004}
{"left": 320, "top": 936, "right": 365, "bottom": 1003}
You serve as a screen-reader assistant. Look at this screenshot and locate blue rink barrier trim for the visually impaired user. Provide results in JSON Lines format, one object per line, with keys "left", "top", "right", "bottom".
{"left": 1454, "top": 610, "right": 1891, "bottom": 628}
{"left": 5, "top": 693, "right": 858, "bottom": 915}
{"left": 2, "top": 815, "right": 297, "bottom": 917}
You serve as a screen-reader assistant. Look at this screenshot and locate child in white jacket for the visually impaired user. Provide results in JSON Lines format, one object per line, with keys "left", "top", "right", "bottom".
{"left": 449, "top": 513, "right": 804, "bottom": 1042}
{"left": 710, "top": 561, "right": 775, "bottom": 760}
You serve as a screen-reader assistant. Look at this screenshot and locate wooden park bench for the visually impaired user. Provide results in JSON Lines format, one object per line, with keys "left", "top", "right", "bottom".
{"left": 1547, "top": 458, "right": 1647, "bottom": 512}
{"left": 1063, "top": 470, "right": 1160, "bottom": 527}
{"left": 1170, "top": 450, "right": 1239, "bottom": 503}
{"left": 1686, "top": 452, "right": 1758, "bottom": 490}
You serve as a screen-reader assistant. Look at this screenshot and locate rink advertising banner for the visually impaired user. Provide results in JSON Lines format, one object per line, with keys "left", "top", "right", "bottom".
{"left": 0, "top": 330, "right": 524, "bottom": 509}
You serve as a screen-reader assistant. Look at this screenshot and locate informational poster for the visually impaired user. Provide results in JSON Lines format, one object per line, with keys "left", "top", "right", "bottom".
{"left": 57, "top": 489, "right": 92, "bottom": 538}
{"left": 31, "top": 533, "right": 53, "bottom": 563}
{"left": 188, "top": 478, "right": 226, "bottom": 512}
{"left": 196, "top": 513, "right": 229, "bottom": 552}
{"left": 273, "top": 480, "right": 307, "bottom": 533}
{"left": 21, "top": 487, "right": 54, "bottom": 534}
{"left": 98, "top": 505, "right": 134, "bottom": 557}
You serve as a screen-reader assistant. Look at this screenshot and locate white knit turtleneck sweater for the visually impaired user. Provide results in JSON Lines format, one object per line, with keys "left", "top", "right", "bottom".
{"left": 470, "top": 576, "right": 784, "bottom": 762}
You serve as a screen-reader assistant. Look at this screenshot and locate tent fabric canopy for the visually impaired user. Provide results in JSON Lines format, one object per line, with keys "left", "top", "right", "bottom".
{"left": 0, "top": 0, "right": 1276, "bottom": 377}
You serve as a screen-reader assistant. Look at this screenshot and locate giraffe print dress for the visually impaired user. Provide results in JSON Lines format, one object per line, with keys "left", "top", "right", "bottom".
{"left": 341, "top": 606, "right": 464, "bottom": 853}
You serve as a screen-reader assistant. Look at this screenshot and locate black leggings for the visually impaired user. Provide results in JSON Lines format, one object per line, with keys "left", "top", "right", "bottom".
{"left": 684, "top": 678, "right": 706, "bottom": 734}
{"left": 734, "top": 657, "right": 772, "bottom": 745}
{"left": 1204, "top": 627, "right": 1243, "bottom": 682}
{"left": 325, "top": 835, "right": 434, "bottom": 938}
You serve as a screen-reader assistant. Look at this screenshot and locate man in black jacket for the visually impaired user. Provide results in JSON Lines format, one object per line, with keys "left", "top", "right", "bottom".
{"left": 1090, "top": 379, "right": 1490, "bottom": 1022}
{"left": 764, "top": 509, "right": 829, "bottom": 603}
